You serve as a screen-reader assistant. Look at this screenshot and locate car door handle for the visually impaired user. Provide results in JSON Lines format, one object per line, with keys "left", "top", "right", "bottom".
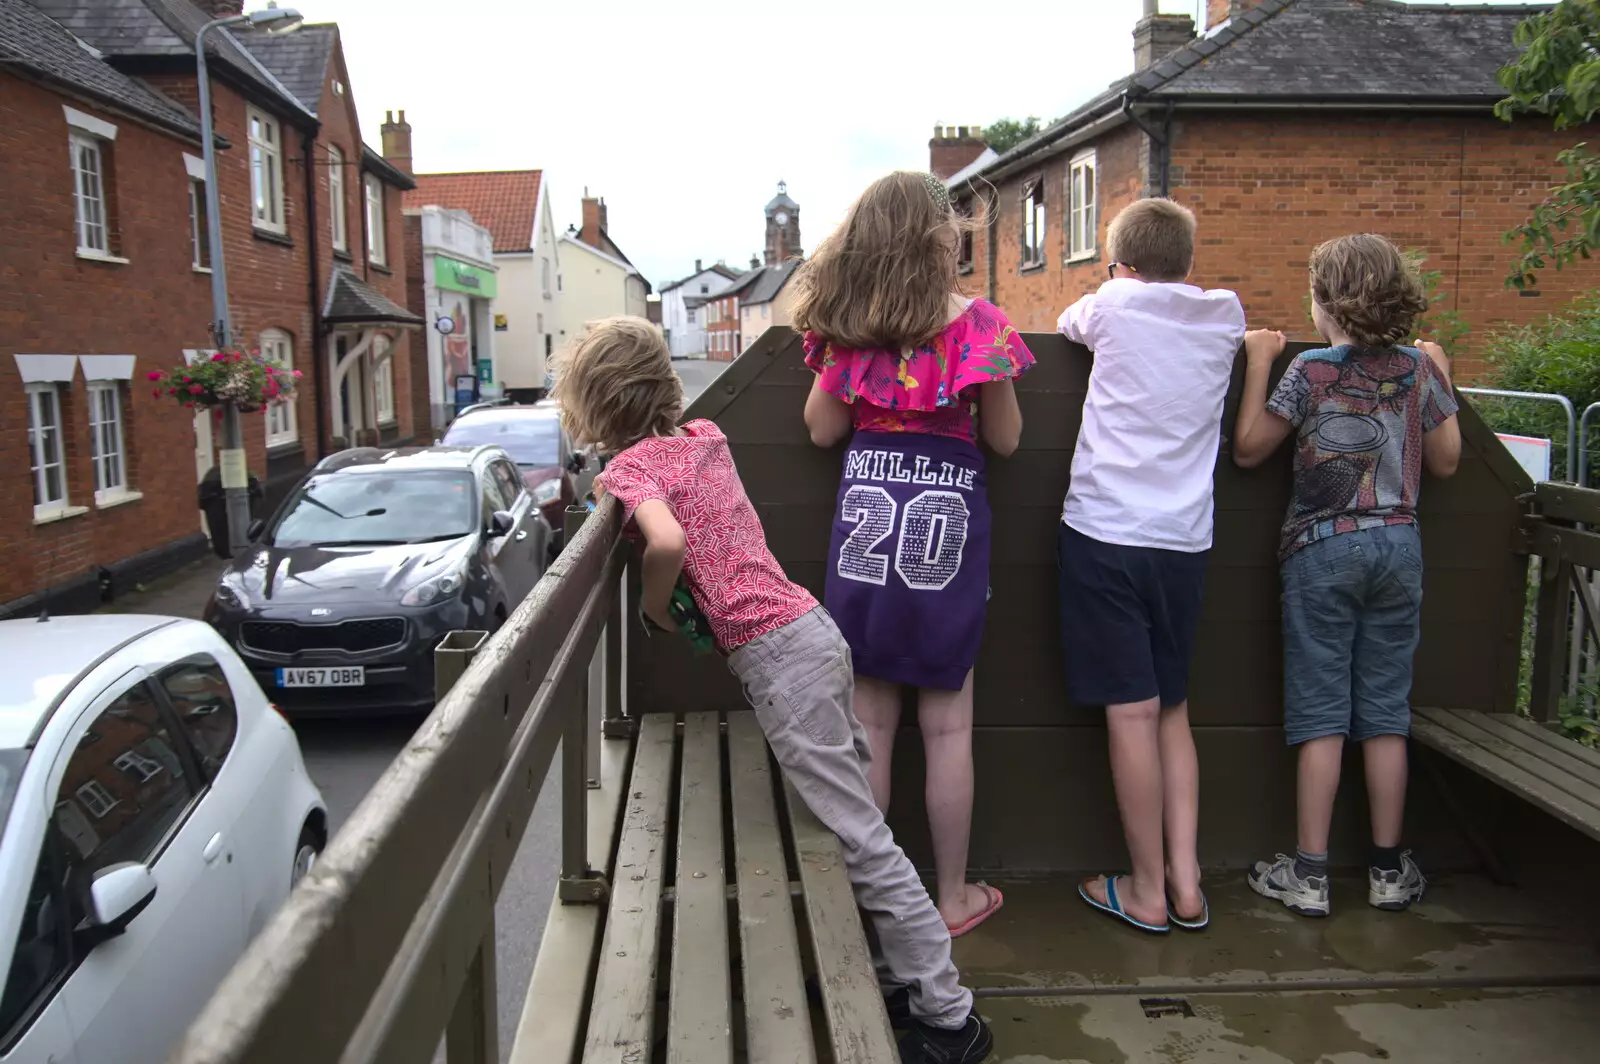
{"left": 203, "top": 832, "right": 225, "bottom": 865}
{"left": 514, "top": 530, "right": 528, "bottom": 542}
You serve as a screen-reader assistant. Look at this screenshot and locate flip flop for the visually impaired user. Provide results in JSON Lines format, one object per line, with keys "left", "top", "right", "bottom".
{"left": 1168, "top": 890, "right": 1209, "bottom": 931}
{"left": 1079, "top": 875, "right": 1169, "bottom": 934}
{"left": 946, "top": 883, "right": 1004, "bottom": 938}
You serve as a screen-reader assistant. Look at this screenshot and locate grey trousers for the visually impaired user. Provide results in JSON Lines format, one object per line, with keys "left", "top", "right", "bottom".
{"left": 728, "top": 607, "right": 972, "bottom": 1029}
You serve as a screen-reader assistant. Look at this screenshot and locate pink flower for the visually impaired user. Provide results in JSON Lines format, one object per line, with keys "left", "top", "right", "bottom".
{"left": 292, "top": 370, "right": 303, "bottom": 378}
{"left": 233, "top": 353, "right": 244, "bottom": 362}
{"left": 147, "top": 370, "right": 163, "bottom": 381}
{"left": 184, "top": 401, "right": 195, "bottom": 409}
{"left": 189, "top": 384, "right": 204, "bottom": 395}
{"left": 265, "top": 365, "right": 277, "bottom": 374}
{"left": 212, "top": 352, "right": 227, "bottom": 362}
{"left": 152, "top": 389, "right": 161, "bottom": 398}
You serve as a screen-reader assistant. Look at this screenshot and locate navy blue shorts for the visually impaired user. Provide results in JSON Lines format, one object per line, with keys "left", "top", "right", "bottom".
{"left": 1057, "top": 523, "right": 1209, "bottom": 709}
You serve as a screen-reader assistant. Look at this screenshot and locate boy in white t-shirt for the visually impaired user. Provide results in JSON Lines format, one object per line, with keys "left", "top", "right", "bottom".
{"left": 1056, "top": 198, "right": 1263, "bottom": 934}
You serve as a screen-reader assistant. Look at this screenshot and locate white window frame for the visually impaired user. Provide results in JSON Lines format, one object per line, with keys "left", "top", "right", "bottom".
{"left": 188, "top": 178, "right": 210, "bottom": 270}
{"left": 1068, "top": 150, "right": 1098, "bottom": 262}
{"left": 1021, "top": 176, "right": 1046, "bottom": 269}
{"left": 248, "top": 107, "right": 285, "bottom": 232}
{"left": 27, "top": 383, "right": 68, "bottom": 520}
{"left": 374, "top": 357, "right": 396, "bottom": 425}
{"left": 260, "top": 329, "right": 298, "bottom": 447}
{"left": 328, "top": 145, "right": 348, "bottom": 252}
{"left": 88, "top": 381, "right": 129, "bottom": 504}
{"left": 70, "top": 133, "right": 110, "bottom": 257}
{"left": 365, "top": 175, "right": 386, "bottom": 266}
{"left": 114, "top": 749, "right": 164, "bottom": 783}
{"left": 76, "top": 780, "right": 119, "bottom": 820}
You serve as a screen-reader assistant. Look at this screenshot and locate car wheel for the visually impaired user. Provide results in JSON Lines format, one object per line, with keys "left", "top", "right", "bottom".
{"left": 291, "top": 823, "right": 323, "bottom": 889}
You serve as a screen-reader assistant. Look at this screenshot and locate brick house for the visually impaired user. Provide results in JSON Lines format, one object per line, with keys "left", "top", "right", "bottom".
{"left": 2, "top": 0, "right": 419, "bottom": 617}
{"left": 949, "top": 0, "right": 1599, "bottom": 379}
{"left": 703, "top": 284, "right": 743, "bottom": 363}
{"left": 0, "top": 0, "right": 216, "bottom": 616}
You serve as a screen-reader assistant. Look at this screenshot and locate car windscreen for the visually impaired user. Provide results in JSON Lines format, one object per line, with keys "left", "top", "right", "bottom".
{"left": 442, "top": 413, "right": 562, "bottom": 468}
{"left": 0, "top": 749, "right": 27, "bottom": 849}
{"left": 268, "top": 470, "right": 477, "bottom": 547}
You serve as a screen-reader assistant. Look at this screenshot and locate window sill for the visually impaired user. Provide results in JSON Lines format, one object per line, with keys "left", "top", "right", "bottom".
{"left": 192, "top": 265, "right": 213, "bottom": 275}
{"left": 1064, "top": 250, "right": 1099, "bottom": 266}
{"left": 369, "top": 261, "right": 392, "bottom": 275}
{"left": 77, "top": 250, "right": 130, "bottom": 265}
{"left": 266, "top": 437, "right": 300, "bottom": 453}
{"left": 332, "top": 247, "right": 352, "bottom": 262}
{"left": 34, "top": 505, "right": 90, "bottom": 526}
{"left": 377, "top": 417, "right": 398, "bottom": 428}
{"left": 1019, "top": 261, "right": 1048, "bottom": 275}
{"left": 957, "top": 264, "right": 975, "bottom": 276}
{"left": 253, "top": 227, "right": 293, "bottom": 248}
{"left": 95, "top": 489, "right": 143, "bottom": 510}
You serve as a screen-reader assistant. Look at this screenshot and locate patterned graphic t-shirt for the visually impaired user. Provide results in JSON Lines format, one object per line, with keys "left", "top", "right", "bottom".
{"left": 600, "top": 420, "right": 816, "bottom": 651}
{"left": 1266, "top": 344, "right": 1460, "bottom": 560}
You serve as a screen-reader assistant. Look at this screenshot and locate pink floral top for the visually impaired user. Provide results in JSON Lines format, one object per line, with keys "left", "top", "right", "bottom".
{"left": 802, "top": 299, "right": 1035, "bottom": 443}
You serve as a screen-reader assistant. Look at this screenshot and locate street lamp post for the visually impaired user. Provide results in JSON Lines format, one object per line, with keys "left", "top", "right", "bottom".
{"left": 195, "top": 4, "right": 302, "bottom": 555}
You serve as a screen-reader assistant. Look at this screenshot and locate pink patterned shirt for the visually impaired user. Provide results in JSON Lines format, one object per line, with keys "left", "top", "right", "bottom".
{"left": 600, "top": 420, "right": 816, "bottom": 652}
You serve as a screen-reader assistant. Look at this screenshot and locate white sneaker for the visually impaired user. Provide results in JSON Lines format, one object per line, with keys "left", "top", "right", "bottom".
{"left": 1368, "top": 852, "right": 1426, "bottom": 911}
{"left": 1248, "top": 854, "right": 1330, "bottom": 917}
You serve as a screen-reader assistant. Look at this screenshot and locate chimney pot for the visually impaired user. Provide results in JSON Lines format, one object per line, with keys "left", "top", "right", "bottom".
{"left": 928, "top": 121, "right": 989, "bottom": 180}
{"left": 380, "top": 108, "right": 413, "bottom": 177}
{"left": 1134, "top": 11, "right": 1196, "bottom": 71}
{"left": 695, "top": 258, "right": 702, "bottom": 272}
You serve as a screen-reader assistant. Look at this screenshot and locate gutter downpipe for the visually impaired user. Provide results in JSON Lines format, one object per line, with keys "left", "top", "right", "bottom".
{"left": 303, "top": 129, "right": 329, "bottom": 459}
{"left": 1121, "top": 92, "right": 1171, "bottom": 197}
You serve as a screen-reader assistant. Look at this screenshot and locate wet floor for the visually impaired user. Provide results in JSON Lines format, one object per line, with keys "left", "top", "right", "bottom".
{"left": 952, "top": 874, "right": 1600, "bottom": 1062}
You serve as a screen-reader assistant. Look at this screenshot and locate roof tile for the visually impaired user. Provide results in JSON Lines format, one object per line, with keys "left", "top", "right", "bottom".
{"left": 406, "top": 171, "right": 542, "bottom": 254}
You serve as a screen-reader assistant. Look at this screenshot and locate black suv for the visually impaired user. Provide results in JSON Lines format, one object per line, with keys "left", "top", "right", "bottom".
{"left": 204, "top": 445, "right": 551, "bottom": 714}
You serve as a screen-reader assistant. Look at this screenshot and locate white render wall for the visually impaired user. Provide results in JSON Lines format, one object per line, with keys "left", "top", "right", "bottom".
{"left": 662, "top": 266, "right": 735, "bottom": 358}
{"left": 414, "top": 206, "right": 498, "bottom": 431}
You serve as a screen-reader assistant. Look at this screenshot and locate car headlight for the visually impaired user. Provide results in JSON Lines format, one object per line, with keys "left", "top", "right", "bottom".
{"left": 531, "top": 478, "right": 562, "bottom": 506}
{"left": 214, "top": 581, "right": 248, "bottom": 612}
{"left": 401, "top": 569, "right": 465, "bottom": 607}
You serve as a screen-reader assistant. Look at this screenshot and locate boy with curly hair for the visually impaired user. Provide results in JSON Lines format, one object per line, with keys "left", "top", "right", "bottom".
{"left": 1233, "top": 233, "right": 1462, "bottom": 917}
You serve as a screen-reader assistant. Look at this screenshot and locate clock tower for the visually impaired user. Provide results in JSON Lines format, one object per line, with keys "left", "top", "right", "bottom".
{"left": 763, "top": 181, "right": 802, "bottom": 266}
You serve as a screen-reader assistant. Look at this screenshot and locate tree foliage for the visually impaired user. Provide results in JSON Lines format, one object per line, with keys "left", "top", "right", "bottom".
{"left": 1479, "top": 291, "right": 1600, "bottom": 482}
{"left": 984, "top": 116, "right": 1043, "bottom": 154}
{"left": 1495, "top": 0, "right": 1600, "bottom": 288}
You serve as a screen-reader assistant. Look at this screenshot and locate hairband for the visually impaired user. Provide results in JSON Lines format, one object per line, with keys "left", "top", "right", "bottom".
{"left": 922, "top": 171, "right": 950, "bottom": 213}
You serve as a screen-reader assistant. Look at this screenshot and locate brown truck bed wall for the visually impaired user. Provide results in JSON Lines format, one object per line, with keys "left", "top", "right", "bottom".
{"left": 629, "top": 330, "right": 1534, "bottom": 872}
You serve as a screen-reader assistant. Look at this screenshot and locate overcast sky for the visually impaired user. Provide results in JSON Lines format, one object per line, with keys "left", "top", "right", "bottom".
{"left": 296, "top": 0, "right": 1546, "bottom": 290}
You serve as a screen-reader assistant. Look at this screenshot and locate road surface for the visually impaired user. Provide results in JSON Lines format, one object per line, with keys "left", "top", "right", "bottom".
{"left": 293, "top": 355, "right": 733, "bottom": 1057}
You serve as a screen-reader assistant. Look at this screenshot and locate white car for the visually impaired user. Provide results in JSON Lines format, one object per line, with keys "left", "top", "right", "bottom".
{"left": 0, "top": 615, "right": 326, "bottom": 1064}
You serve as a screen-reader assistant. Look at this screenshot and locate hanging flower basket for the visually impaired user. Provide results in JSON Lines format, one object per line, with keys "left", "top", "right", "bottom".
{"left": 148, "top": 348, "right": 300, "bottom": 411}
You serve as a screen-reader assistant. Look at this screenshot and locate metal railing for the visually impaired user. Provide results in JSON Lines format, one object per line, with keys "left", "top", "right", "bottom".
{"left": 1459, "top": 387, "right": 1576, "bottom": 483}
{"left": 169, "top": 495, "right": 627, "bottom": 1064}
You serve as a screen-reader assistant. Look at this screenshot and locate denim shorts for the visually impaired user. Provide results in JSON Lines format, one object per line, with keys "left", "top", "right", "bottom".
{"left": 1281, "top": 523, "right": 1424, "bottom": 745}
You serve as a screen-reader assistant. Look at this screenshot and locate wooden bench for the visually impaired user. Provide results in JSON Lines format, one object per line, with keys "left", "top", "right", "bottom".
{"left": 1412, "top": 706, "right": 1600, "bottom": 845}
{"left": 578, "top": 711, "right": 894, "bottom": 1064}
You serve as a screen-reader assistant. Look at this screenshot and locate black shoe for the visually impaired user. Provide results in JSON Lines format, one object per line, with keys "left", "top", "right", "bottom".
{"left": 806, "top": 976, "right": 914, "bottom": 1029}
{"left": 885, "top": 985, "right": 912, "bottom": 1028}
{"left": 897, "top": 1011, "right": 993, "bottom": 1064}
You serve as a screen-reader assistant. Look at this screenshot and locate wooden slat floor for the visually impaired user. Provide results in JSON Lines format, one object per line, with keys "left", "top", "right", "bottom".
{"left": 580, "top": 712, "right": 892, "bottom": 1064}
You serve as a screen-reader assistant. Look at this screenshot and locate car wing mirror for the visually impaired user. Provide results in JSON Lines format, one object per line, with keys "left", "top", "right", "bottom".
{"left": 566, "top": 452, "right": 587, "bottom": 474}
{"left": 489, "top": 510, "right": 515, "bottom": 537}
{"left": 247, "top": 518, "right": 266, "bottom": 542}
{"left": 77, "top": 862, "right": 157, "bottom": 950}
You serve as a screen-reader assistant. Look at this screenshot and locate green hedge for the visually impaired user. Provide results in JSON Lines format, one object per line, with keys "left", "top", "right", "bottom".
{"left": 1477, "top": 293, "right": 1600, "bottom": 484}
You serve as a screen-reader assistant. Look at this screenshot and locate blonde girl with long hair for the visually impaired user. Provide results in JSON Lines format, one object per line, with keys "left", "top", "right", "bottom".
{"left": 798, "top": 171, "right": 1032, "bottom": 939}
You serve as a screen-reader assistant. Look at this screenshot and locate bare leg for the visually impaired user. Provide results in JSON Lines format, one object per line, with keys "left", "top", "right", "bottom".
{"left": 1297, "top": 735, "right": 1346, "bottom": 856}
{"left": 1083, "top": 697, "right": 1168, "bottom": 928}
{"left": 1362, "top": 734, "right": 1408, "bottom": 848}
{"left": 1159, "top": 700, "right": 1203, "bottom": 920}
{"left": 852, "top": 674, "right": 902, "bottom": 812}
{"left": 918, "top": 671, "right": 989, "bottom": 927}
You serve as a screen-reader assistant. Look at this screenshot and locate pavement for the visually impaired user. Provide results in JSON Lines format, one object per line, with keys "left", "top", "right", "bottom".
{"left": 91, "top": 358, "right": 729, "bottom": 1059}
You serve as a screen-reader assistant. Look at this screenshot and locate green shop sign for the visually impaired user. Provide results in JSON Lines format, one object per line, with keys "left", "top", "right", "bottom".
{"left": 435, "top": 255, "right": 497, "bottom": 298}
